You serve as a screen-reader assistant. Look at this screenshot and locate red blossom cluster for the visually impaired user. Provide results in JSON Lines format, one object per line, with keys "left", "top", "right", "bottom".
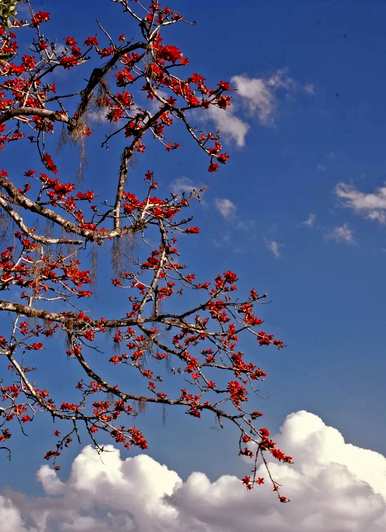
{"left": 0, "top": 0, "right": 291, "bottom": 503}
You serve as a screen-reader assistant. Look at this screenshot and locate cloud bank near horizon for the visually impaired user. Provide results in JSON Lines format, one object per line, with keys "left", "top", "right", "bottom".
{"left": 1, "top": 410, "right": 386, "bottom": 532}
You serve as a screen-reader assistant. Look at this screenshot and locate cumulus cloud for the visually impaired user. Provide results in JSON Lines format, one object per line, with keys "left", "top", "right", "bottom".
{"left": 327, "top": 223, "right": 354, "bottom": 244}
{"left": 215, "top": 198, "right": 236, "bottom": 219}
{"left": 0, "top": 496, "right": 29, "bottom": 532}
{"left": 336, "top": 182, "right": 386, "bottom": 224}
{"left": 3, "top": 411, "right": 386, "bottom": 532}
{"left": 266, "top": 239, "right": 282, "bottom": 258}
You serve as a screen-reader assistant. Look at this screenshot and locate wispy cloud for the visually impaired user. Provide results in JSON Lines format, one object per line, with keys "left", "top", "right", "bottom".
{"left": 327, "top": 223, "right": 354, "bottom": 244}
{"left": 231, "top": 71, "right": 293, "bottom": 125}
{"left": 170, "top": 177, "right": 206, "bottom": 199}
{"left": 231, "top": 70, "right": 312, "bottom": 126}
{"left": 304, "top": 82, "right": 316, "bottom": 94}
{"left": 215, "top": 198, "right": 236, "bottom": 219}
{"left": 206, "top": 70, "right": 313, "bottom": 146}
{"left": 2, "top": 410, "right": 386, "bottom": 532}
{"left": 303, "top": 212, "right": 317, "bottom": 227}
{"left": 336, "top": 182, "right": 386, "bottom": 224}
{"left": 266, "top": 239, "right": 281, "bottom": 258}
{"left": 86, "top": 109, "right": 109, "bottom": 123}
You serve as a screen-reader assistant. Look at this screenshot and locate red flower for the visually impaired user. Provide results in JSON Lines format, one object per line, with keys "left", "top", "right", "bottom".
{"left": 84, "top": 36, "right": 99, "bottom": 47}
{"left": 31, "top": 11, "right": 50, "bottom": 26}
{"left": 60, "top": 56, "right": 79, "bottom": 68}
{"left": 22, "top": 55, "right": 36, "bottom": 71}
{"left": 218, "top": 153, "right": 229, "bottom": 164}
{"left": 227, "top": 380, "right": 248, "bottom": 406}
{"left": 257, "top": 331, "right": 273, "bottom": 346}
{"left": 158, "top": 45, "right": 185, "bottom": 63}
{"left": 218, "top": 80, "right": 230, "bottom": 91}
{"left": 60, "top": 402, "right": 78, "bottom": 411}
{"left": 42, "top": 153, "right": 58, "bottom": 173}
{"left": 241, "top": 475, "right": 253, "bottom": 490}
{"left": 259, "top": 427, "right": 270, "bottom": 438}
{"left": 83, "top": 329, "right": 95, "bottom": 341}
{"left": 224, "top": 270, "right": 238, "bottom": 283}
{"left": 185, "top": 226, "right": 200, "bottom": 234}
{"left": 116, "top": 68, "right": 134, "bottom": 86}
{"left": 65, "top": 36, "right": 77, "bottom": 47}
{"left": 98, "top": 46, "right": 115, "bottom": 57}
{"left": 76, "top": 191, "right": 94, "bottom": 201}
{"left": 217, "top": 95, "right": 231, "bottom": 109}
{"left": 129, "top": 427, "right": 148, "bottom": 449}
{"left": 39, "top": 39, "right": 48, "bottom": 50}
{"left": 28, "top": 343, "right": 43, "bottom": 350}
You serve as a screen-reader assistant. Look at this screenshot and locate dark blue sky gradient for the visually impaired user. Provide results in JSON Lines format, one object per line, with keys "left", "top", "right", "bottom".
{"left": 3, "top": 0, "right": 386, "bottom": 494}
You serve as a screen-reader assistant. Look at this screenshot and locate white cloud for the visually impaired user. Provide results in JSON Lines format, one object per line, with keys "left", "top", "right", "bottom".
{"left": 0, "top": 496, "right": 29, "bottom": 532}
{"left": 170, "top": 177, "right": 206, "bottom": 199}
{"left": 266, "top": 239, "right": 281, "bottom": 258}
{"left": 231, "top": 70, "right": 295, "bottom": 125}
{"left": 303, "top": 213, "right": 316, "bottom": 227}
{"left": 215, "top": 198, "right": 236, "bottom": 219}
{"left": 85, "top": 109, "right": 109, "bottom": 124}
{"left": 207, "top": 106, "right": 249, "bottom": 147}
{"left": 336, "top": 182, "right": 386, "bottom": 224}
{"left": 303, "top": 83, "right": 316, "bottom": 94}
{"left": 205, "top": 70, "right": 313, "bottom": 145}
{"left": 327, "top": 223, "right": 354, "bottom": 244}
{"left": 2, "top": 411, "right": 386, "bottom": 532}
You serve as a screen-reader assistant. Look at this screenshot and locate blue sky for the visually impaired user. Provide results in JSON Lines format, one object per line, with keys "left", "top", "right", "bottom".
{"left": 2, "top": 1, "right": 386, "bottom": 530}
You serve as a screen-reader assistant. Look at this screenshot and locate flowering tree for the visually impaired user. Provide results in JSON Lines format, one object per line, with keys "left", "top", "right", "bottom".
{"left": 0, "top": 0, "right": 292, "bottom": 500}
